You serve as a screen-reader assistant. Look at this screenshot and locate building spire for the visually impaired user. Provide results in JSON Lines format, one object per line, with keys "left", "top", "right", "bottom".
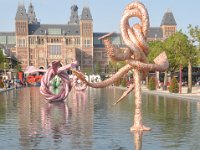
{"left": 68, "top": 4, "right": 79, "bottom": 25}
{"left": 28, "top": 1, "right": 38, "bottom": 24}
{"left": 81, "top": 6, "right": 92, "bottom": 20}
{"left": 15, "top": 1, "right": 28, "bottom": 20}
{"left": 160, "top": 9, "right": 176, "bottom": 26}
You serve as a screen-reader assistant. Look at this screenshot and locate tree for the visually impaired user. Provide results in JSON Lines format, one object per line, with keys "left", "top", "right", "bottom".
{"left": 188, "top": 24, "right": 200, "bottom": 46}
{"left": 148, "top": 41, "right": 167, "bottom": 89}
{"left": 0, "top": 49, "right": 5, "bottom": 70}
{"left": 188, "top": 25, "right": 200, "bottom": 66}
{"left": 164, "top": 30, "right": 199, "bottom": 93}
{"left": 164, "top": 31, "right": 188, "bottom": 73}
{"left": 148, "top": 41, "right": 165, "bottom": 63}
{"left": 187, "top": 25, "right": 200, "bottom": 93}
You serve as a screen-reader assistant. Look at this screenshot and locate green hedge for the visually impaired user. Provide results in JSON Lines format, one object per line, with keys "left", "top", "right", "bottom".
{"left": 0, "top": 80, "right": 4, "bottom": 88}
{"left": 148, "top": 76, "right": 156, "bottom": 90}
{"left": 169, "top": 77, "right": 179, "bottom": 93}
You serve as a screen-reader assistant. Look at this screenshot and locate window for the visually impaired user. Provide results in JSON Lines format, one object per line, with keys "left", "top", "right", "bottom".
{"left": 48, "top": 45, "right": 61, "bottom": 56}
{"left": 84, "top": 38, "right": 91, "bottom": 47}
{"left": 17, "top": 38, "right": 26, "bottom": 47}
{"left": 48, "top": 28, "right": 62, "bottom": 35}
{"left": 0, "top": 36, "right": 6, "bottom": 44}
{"left": 74, "top": 37, "right": 80, "bottom": 45}
{"left": 112, "top": 36, "right": 121, "bottom": 45}
{"left": 7, "top": 36, "right": 16, "bottom": 44}
{"left": 94, "top": 37, "right": 101, "bottom": 45}
{"left": 66, "top": 38, "right": 73, "bottom": 45}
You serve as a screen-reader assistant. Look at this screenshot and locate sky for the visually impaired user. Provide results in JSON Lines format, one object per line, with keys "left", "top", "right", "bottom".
{"left": 0, "top": 0, "right": 199, "bottom": 34}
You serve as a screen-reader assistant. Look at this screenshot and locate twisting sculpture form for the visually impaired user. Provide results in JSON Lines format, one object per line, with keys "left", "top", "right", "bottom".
{"left": 74, "top": 1, "right": 169, "bottom": 131}
{"left": 26, "top": 61, "right": 78, "bottom": 102}
{"left": 71, "top": 73, "right": 87, "bottom": 91}
{"left": 40, "top": 61, "right": 73, "bottom": 102}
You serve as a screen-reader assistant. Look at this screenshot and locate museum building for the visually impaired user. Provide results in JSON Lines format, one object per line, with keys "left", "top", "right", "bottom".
{"left": 0, "top": 2, "right": 177, "bottom": 72}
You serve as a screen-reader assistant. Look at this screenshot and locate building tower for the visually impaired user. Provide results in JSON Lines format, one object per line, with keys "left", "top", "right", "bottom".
{"left": 68, "top": 4, "right": 79, "bottom": 25}
{"left": 15, "top": 3, "right": 29, "bottom": 69}
{"left": 160, "top": 10, "right": 177, "bottom": 39}
{"left": 28, "top": 1, "right": 38, "bottom": 24}
{"left": 80, "top": 6, "right": 93, "bottom": 71}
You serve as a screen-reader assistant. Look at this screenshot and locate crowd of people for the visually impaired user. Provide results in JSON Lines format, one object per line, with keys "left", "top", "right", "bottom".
{"left": 1, "top": 78, "right": 27, "bottom": 89}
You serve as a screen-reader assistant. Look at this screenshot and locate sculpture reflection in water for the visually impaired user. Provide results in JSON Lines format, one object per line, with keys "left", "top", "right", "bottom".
{"left": 73, "top": 1, "right": 169, "bottom": 131}
{"left": 41, "top": 102, "right": 69, "bottom": 139}
{"left": 134, "top": 131, "right": 143, "bottom": 150}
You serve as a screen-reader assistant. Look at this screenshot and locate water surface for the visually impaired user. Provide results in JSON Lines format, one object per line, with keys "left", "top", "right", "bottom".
{"left": 0, "top": 87, "right": 199, "bottom": 150}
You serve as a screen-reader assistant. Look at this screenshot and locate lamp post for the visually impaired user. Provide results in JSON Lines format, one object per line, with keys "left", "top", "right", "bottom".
{"left": 4, "top": 62, "right": 6, "bottom": 76}
{"left": 179, "top": 64, "right": 182, "bottom": 94}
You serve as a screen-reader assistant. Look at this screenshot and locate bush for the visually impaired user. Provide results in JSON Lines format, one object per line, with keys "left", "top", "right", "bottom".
{"left": 0, "top": 80, "right": 4, "bottom": 88}
{"left": 120, "top": 78, "right": 127, "bottom": 87}
{"left": 169, "top": 77, "right": 179, "bottom": 93}
{"left": 148, "top": 76, "right": 156, "bottom": 90}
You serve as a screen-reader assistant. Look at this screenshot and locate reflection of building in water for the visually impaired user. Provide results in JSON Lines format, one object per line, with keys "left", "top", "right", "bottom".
{"left": 18, "top": 87, "right": 43, "bottom": 149}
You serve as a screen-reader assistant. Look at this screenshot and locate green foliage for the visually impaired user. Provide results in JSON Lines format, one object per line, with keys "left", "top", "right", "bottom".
{"left": 188, "top": 25, "right": 200, "bottom": 65}
{"left": 108, "top": 60, "right": 126, "bottom": 73}
{"left": 188, "top": 24, "right": 200, "bottom": 45}
{"left": 120, "top": 77, "right": 127, "bottom": 87}
{"left": 0, "top": 49, "right": 5, "bottom": 69}
{"left": 148, "top": 76, "right": 156, "bottom": 90}
{"left": 169, "top": 77, "right": 179, "bottom": 93}
{"left": 15, "top": 64, "right": 22, "bottom": 72}
{"left": 148, "top": 41, "right": 165, "bottom": 63}
{"left": 164, "top": 31, "right": 190, "bottom": 72}
{"left": 0, "top": 49, "right": 5, "bottom": 64}
{"left": 148, "top": 29, "right": 199, "bottom": 92}
{"left": 0, "top": 80, "right": 4, "bottom": 88}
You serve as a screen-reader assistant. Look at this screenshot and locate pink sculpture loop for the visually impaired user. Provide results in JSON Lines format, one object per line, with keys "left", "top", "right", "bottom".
{"left": 40, "top": 61, "right": 78, "bottom": 102}
{"left": 120, "top": 1, "right": 149, "bottom": 61}
{"left": 71, "top": 74, "right": 87, "bottom": 91}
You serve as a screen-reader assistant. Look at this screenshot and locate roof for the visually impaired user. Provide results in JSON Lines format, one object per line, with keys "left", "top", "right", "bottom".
{"left": 81, "top": 7, "right": 92, "bottom": 20}
{"left": 160, "top": 11, "right": 177, "bottom": 26}
{"left": 0, "top": 32, "right": 15, "bottom": 36}
{"left": 147, "top": 27, "right": 163, "bottom": 39}
{"left": 29, "top": 24, "right": 80, "bottom": 36}
{"left": 15, "top": 4, "right": 28, "bottom": 21}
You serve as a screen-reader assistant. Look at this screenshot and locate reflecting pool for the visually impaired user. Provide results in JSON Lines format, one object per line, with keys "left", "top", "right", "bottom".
{"left": 0, "top": 87, "right": 200, "bottom": 150}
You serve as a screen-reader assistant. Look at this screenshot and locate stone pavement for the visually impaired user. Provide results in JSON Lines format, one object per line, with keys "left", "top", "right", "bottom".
{"left": 142, "top": 85, "right": 200, "bottom": 101}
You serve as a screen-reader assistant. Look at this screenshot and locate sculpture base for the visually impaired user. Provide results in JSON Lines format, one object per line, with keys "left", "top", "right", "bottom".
{"left": 130, "top": 125, "right": 151, "bottom": 131}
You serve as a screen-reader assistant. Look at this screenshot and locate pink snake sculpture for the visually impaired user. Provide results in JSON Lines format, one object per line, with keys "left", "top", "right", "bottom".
{"left": 71, "top": 74, "right": 87, "bottom": 91}
{"left": 25, "top": 61, "right": 78, "bottom": 102}
{"left": 73, "top": 1, "right": 169, "bottom": 131}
